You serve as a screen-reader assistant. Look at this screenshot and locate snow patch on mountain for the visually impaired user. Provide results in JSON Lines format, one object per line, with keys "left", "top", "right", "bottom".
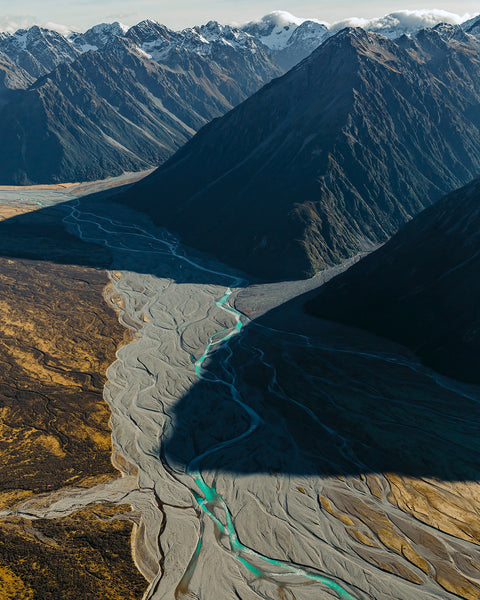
{"left": 241, "top": 9, "right": 478, "bottom": 52}
{"left": 242, "top": 11, "right": 327, "bottom": 50}
{"left": 70, "top": 22, "right": 129, "bottom": 52}
{"left": 136, "top": 40, "right": 168, "bottom": 62}
{"left": 330, "top": 9, "right": 476, "bottom": 38}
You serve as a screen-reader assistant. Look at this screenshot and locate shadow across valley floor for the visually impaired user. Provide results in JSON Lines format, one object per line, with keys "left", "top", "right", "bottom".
{"left": 164, "top": 286, "right": 480, "bottom": 481}
{"left": 0, "top": 195, "right": 249, "bottom": 285}
{"left": 0, "top": 194, "right": 479, "bottom": 484}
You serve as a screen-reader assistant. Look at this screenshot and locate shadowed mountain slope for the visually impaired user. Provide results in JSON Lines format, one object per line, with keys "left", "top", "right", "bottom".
{"left": 126, "top": 19, "right": 281, "bottom": 95}
{"left": 306, "top": 176, "right": 480, "bottom": 384}
{"left": 0, "top": 51, "right": 33, "bottom": 107}
{"left": 0, "top": 51, "right": 32, "bottom": 90}
{"left": 117, "top": 25, "right": 480, "bottom": 281}
{"left": 0, "top": 36, "right": 280, "bottom": 184}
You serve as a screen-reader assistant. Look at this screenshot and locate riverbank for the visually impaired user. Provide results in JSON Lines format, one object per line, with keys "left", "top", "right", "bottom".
{"left": 2, "top": 184, "right": 479, "bottom": 600}
{"left": 0, "top": 188, "right": 147, "bottom": 598}
{"left": 87, "top": 199, "right": 480, "bottom": 600}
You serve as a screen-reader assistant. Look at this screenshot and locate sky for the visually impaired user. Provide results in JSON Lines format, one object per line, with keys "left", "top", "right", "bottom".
{"left": 0, "top": 1, "right": 478, "bottom": 32}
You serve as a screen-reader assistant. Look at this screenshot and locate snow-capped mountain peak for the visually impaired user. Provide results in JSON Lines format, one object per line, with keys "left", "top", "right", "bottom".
{"left": 241, "top": 11, "right": 327, "bottom": 50}
{"left": 284, "top": 20, "right": 329, "bottom": 52}
{"left": 125, "top": 20, "right": 174, "bottom": 44}
{"left": 0, "top": 25, "right": 79, "bottom": 77}
{"left": 125, "top": 21, "right": 181, "bottom": 61}
{"left": 462, "top": 14, "right": 480, "bottom": 35}
{"left": 182, "top": 21, "right": 257, "bottom": 55}
{"left": 69, "top": 22, "right": 128, "bottom": 52}
{"left": 8, "top": 26, "right": 69, "bottom": 50}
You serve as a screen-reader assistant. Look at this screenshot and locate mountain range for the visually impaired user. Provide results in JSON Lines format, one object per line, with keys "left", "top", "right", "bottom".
{"left": 305, "top": 175, "right": 480, "bottom": 384}
{"left": 2, "top": 11, "right": 480, "bottom": 596}
{"left": 0, "top": 25, "right": 79, "bottom": 78}
{"left": 0, "top": 20, "right": 281, "bottom": 183}
{"left": 240, "top": 10, "right": 478, "bottom": 71}
{"left": 1, "top": 11, "right": 479, "bottom": 184}
{"left": 116, "top": 24, "right": 480, "bottom": 280}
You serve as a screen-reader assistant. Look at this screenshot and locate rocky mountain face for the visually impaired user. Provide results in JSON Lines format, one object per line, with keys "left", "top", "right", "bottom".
{"left": 306, "top": 177, "right": 480, "bottom": 384}
{"left": 128, "top": 20, "right": 281, "bottom": 103}
{"left": 461, "top": 14, "right": 480, "bottom": 35}
{"left": 70, "top": 19, "right": 280, "bottom": 104}
{"left": 240, "top": 10, "right": 479, "bottom": 73}
{"left": 0, "top": 26, "right": 79, "bottom": 78}
{"left": 69, "top": 22, "right": 129, "bottom": 52}
{"left": 116, "top": 25, "right": 480, "bottom": 281}
{"left": 242, "top": 11, "right": 329, "bottom": 71}
{"left": 0, "top": 23, "right": 281, "bottom": 184}
{"left": 0, "top": 51, "right": 33, "bottom": 106}
{"left": 0, "top": 35, "right": 280, "bottom": 184}
{"left": 122, "top": 19, "right": 183, "bottom": 55}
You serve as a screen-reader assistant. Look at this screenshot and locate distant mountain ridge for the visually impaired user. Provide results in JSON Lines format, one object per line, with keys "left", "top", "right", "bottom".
{"left": 0, "top": 12, "right": 479, "bottom": 184}
{"left": 0, "top": 26, "right": 79, "bottom": 78}
{"left": 241, "top": 9, "right": 480, "bottom": 69}
{"left": 0, "top": 21, "right": 281, "bottom": 184}
{"left": 69, "top": 22, "right": 129, "bottom": 52}
{"left": 1, "top": 10, "right": 477, "bottom": 81}
{"left": 115, "top": 25, "right": 480, "bottom": 280}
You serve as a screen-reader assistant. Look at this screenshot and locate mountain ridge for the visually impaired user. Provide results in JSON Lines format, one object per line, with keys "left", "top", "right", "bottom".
{"left": 305, "top": 175, "right": 480, "bottom": 384}
{"left": 0, "top": 26, "right": 281, "bottom": 184}
{"left": 1, "top": 14, "right": 480, "bottom": 185}
{"left": 115, "top": 25, "right": 480, "bottom": 280}
{"left": 2, "top": 11, "right": 478, "bottom": 82}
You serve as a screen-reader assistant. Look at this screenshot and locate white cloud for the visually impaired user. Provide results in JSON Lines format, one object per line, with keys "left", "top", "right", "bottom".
{"left": 44, "top": 22, "right": 76, "bottom": 35}
{"left": 240, "top": 10, "right": 328, "bottom": 29}
{"left": 329, "top": 10, "right": 477, "bottom": 34}
{"left": 0, "top": 15, "right": 76, "bottom": 35}
{"left": 0, "top": 15, "right": 37, "bottom": 33}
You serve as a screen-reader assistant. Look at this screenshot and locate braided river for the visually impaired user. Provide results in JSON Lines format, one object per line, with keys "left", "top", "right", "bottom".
{"left": 1, "top": 181, "right": 480, "bottom": 600}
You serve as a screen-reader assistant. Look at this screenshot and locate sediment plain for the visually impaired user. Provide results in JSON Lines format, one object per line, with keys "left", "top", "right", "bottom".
{"left": 63, "top": 198, "right": 480, "bottom": 598}
{"left": 1, "top": 183, "right": 480, "bottom": 599}
{"left": 0, "top": 179, "right": 148, "bottom": 599}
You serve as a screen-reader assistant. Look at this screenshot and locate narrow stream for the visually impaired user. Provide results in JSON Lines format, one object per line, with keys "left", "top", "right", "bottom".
{"left": 2, "top": 188, "right": 479, "bottom": 600}
{"left": 62, "top": 199, "right": 358, "bottom": 599}
{"left": 188, "top": 289, "right": 357, "bottom": 599}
